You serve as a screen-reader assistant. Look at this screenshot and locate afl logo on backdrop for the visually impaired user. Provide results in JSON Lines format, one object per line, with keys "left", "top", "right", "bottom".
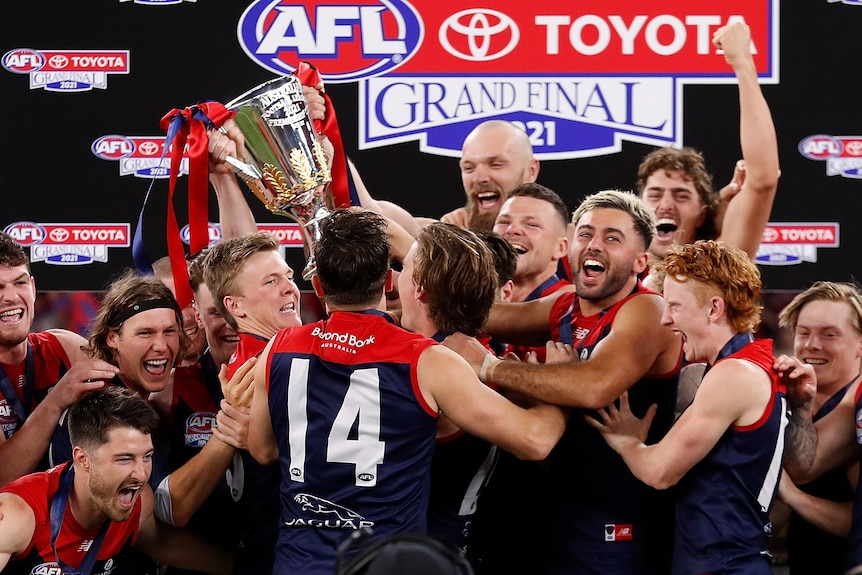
{"left": 237, "top": 0, "right": 424, "bottom": 82}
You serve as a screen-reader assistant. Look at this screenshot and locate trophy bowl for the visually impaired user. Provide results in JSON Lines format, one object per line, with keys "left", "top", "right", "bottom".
{"left": 224, "top": 75, "right": 333, "bottom": 279}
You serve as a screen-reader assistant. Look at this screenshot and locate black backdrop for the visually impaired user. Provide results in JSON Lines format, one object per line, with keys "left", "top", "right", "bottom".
{"left": 2, "top": 1, "right": 859, "bottom": 293}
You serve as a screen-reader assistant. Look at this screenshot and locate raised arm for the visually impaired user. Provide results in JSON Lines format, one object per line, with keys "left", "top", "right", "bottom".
{"left": 712, "top": 22, "right": 779, "bottom": 258}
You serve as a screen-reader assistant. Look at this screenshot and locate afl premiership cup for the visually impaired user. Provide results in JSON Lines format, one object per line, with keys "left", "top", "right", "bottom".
{"left": 223, "top": 75, "right": 333, "bottom": 280}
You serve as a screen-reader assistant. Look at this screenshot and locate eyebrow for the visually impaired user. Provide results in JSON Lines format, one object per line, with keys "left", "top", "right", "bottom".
{"left": 577, "top": 224, "right": 627, "bottom": 237}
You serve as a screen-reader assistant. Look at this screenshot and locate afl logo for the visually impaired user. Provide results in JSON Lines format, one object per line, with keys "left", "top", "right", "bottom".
{"left": 186, "top": 412, "right": 217, "bottom": 433}
{"left": 2, "top": 49, "right": 44, "bottom": 73}
{"left": 4, "top": 222, "right": 46, "bottom": 246}
{"left": 798, "top": 135, "right": 842, "bottom": 160}
{"left": 92, "top": 135, "right": 135, "bottom": 160}
{"left": 237, "top": 0, "right": 424, "bottom": 83}
{"left": 439, "top": 9, "right": 519, "bottom": 62}
{"left": 180, "top": 223, "right": 222, "bottom": 245}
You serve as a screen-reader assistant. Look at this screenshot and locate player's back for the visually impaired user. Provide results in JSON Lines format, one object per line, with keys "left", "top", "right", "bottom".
{"left": 265, "top": 310, "right": 439, "bottom": 575}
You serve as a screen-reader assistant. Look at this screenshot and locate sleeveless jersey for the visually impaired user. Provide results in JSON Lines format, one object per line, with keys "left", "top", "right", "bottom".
{"left": 787, "top": 380, "right": 854, "bottom": 574}
{"left": 266, "top": 311, "right": 438, "bottom": 575}
{"left": 157, "top": 361, "right": 240, "bottom": 564}
{"left": 673, "top": 338, "right": 788, "bottom": 575}
{"left": 226, "top": 333, "right": 269, "bottom": 380}
{"left": 0, "top": 331, "right": 71, "bottom": 440}
{"left": 427, "top": 333, "right": 498, "bottom": 555}
{"left": 168, "top": 352, "right": 281, "bottom": 575}
{"left": 0, "top": 463, "right": 141, "bottom": 575}
{"left": 544, "top": 285, "right": 680, "bottom": 575}
{"left": 504, "top": 274, "right": 571, "bottom": 362}
{"left": 845, "top": 384, "right": 862, "bottom": 570}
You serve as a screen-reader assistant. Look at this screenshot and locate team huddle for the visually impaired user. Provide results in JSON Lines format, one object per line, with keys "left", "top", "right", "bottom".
{"left": 0, "top": 22, "right": 857, "bottom": 575}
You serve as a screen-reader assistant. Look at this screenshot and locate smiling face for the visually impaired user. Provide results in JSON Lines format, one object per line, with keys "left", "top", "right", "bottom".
{"left": 660, "top": 276, "right": 714, "bottom": 363}
{"left": 79, "top": 426, "right": 153, "bottom": 523}
{"left": 460, "top": 123, "right": 538, "bottom": 231}
{"left": 794, "top": 299, "right": 862, "bottom": 389}
{"left": 570, "top": 208, "right": 648, "bottom": 311}
{"left": 194, "top": 282, "right": 239, "bottom": 368}
{"left": 225, "top": 250, "right": 301, "bottom": 339}
{"left": 493, "top": 195, "right": 568, "bottom": 290}
{"left": 0, "top": 264, "right": 36, "bottom": 351}
{"left": 641, "top": 170, "right": 708, "bottom": 260}
{"left": 107, "top": 308, "right": 180, "bottom": 395}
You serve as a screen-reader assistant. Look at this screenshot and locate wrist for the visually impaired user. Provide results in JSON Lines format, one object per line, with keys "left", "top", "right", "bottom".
{"left": 479, "top": 355, "right": 502, "bottom": 384}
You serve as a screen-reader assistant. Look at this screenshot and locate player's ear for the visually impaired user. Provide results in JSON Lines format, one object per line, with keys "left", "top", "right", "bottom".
{"left": 73, "top": 445, "right": 91, "bottom": 473}
{"left": 311, "top": 274, "right": 325, "bottom": 298}
{"left": 708, "top": 296, "right": 726, "bottom": 321}
{"left": 224, "top": 294, "right": 244, "bottom": 318}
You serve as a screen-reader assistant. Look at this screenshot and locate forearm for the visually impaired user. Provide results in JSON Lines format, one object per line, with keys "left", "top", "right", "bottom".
{"left": 784, "top": 404, "right": 818, "bottom": 482}
{"left": 162, "top": 437, "right": 235, "bottom": 526}
{"left": 781, "top": 488, "right": 852, "bottom": 538}
{"left": 490, "top": 361, "right": 626, "bottom": 409}
{"left": 0, "top": 401, "right": 64, "bottom": 486}
{"left": 211, "top": 172, "right": 258, "bottom": 239}
{"left": 736, "top": 57, "right": 779, "bottom": 192}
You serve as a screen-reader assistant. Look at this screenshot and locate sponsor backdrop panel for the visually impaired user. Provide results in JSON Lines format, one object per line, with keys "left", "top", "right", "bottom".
{"left": 1, "top": 1, "right": 859, "bottom": 293}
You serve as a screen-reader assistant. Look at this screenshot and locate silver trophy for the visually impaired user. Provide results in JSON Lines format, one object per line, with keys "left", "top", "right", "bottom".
{"left": 223, "top": 75, "right": 333, "bottom": 280}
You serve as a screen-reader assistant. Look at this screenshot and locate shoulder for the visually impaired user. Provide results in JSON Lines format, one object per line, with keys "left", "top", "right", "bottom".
{"left": 699, "top": 358, "right": 772, "bottom": 404}
{"left": 0, "top": 491, "right": 36, "bottom": 553}
{"left": 613, "top": 292, "right": 669, "bottom": 329}
{"left": 43, "top": 329, "right": 89, "bottom": 362}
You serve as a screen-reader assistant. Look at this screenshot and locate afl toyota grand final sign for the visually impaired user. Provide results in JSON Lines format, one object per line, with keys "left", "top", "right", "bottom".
{"left": 238, "top": 0, "right": 778, "bottom": 159}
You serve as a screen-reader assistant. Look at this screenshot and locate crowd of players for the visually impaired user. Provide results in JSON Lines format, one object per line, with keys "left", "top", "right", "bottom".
{"left": 0, "top": 21, "right": 859, "bottom": 575}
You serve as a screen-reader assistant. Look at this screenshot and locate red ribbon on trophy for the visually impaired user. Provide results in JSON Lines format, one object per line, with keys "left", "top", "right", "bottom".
{"left": 294, "top": 61, "right": 358, "bottom": 208}
{"left": 158, "top": 102, "right": 233, "bottom": 309}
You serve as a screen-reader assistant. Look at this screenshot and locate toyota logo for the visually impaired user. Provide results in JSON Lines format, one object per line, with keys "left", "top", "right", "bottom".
{"left": 845, "top": 141, "right": 862, "bottom": 156}
{"left": 49, "top": 228, "right": 70, "bottom": 242}
{"left": 439, "top": 9, "right": 519, "bottom": 62}
{"left": 48, "top": 55, "right": 68, "bottom": 69}
{"left": 138, "top": 141, "right": 160, "bottom": 156}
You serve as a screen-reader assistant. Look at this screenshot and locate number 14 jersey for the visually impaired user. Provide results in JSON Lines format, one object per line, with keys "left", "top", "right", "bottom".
{"left": 265, "top": 310, "right": 439, "bottom": 575}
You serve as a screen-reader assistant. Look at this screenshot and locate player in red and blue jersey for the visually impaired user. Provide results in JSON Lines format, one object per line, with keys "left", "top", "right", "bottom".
{"left": 589, "top": 240, "right": 815, "bottom": 575}
{"left": 248, "top": 210, "right": 566, "bottom": 575}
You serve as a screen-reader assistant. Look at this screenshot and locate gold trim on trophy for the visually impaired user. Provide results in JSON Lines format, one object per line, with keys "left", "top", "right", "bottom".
{"left": 289, "top": 148, "right": 317, "bottom": 192}
{"left": 312, "top": 139, "right": 331, "bottom": 183}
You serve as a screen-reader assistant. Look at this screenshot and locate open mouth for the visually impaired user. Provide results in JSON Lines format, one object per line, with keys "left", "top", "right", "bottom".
{"left": 143, "top": 359, "right": 169, "bottom": 376}
{"left": 0, "top": 308, "right": 24, "bottom": 323}
{"left": 583, "top": 259, "right": 606, "bottom": 278}
{"left": 476, "top": 191, "right": 501, "bottom": 211}
{"left": 510, "top": 242, "right": 528, "bottom": 255}
{"left": 656, "top": 218, "right": 678, "bottom": 237}
{"left": 223, "top": 334, "right": 240, "bottom": 344}
{"left": 803, "top": 358, "right": 827, "bottom": 366}
{"left": 118, "top": 484, "right": 143, "bottom": 509}
{"left": 280, "top": 302, "right": 296, "bottom": 314}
